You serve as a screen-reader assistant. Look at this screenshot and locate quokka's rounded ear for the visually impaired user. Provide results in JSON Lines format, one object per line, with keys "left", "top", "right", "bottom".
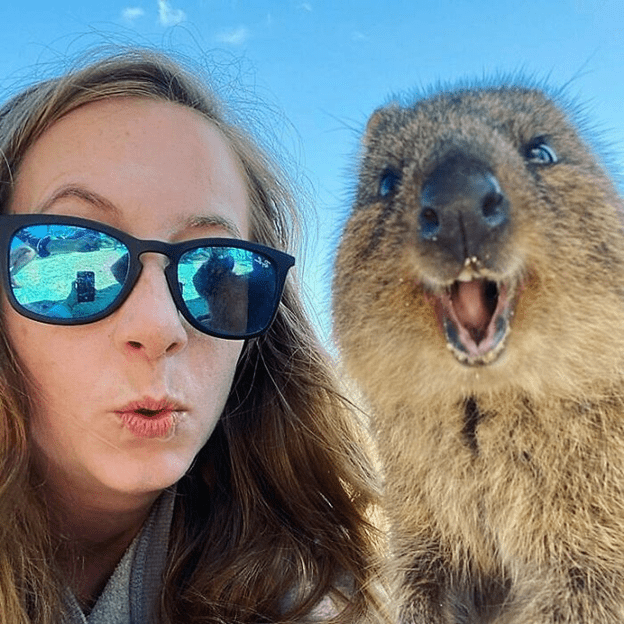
{"left": 363, "top": 102, "right": 402, "bottom": 145}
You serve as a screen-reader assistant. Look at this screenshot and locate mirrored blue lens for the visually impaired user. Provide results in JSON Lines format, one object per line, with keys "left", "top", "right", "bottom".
{"left": 9, "top": 225, "right": 280, "bottom": 337}
{"left": 178, "top": 246, "right": 277, "bottom": 336}
{"left": 10, "top": 225, "right": 128, "bottom": 320}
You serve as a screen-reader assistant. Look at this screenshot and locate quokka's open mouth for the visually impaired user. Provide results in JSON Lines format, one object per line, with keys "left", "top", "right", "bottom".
{"left": 431, "top": 277, "right": 515, "bottom": 365}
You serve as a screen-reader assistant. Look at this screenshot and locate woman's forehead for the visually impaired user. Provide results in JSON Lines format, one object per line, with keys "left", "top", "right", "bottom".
{"left": 10, "top": 97, "right": 250, "bottom": 240}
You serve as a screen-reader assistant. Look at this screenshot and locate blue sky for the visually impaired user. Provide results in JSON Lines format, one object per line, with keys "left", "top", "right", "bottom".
{"left": 2, "top": 0, "right": 624, "bottom": 346}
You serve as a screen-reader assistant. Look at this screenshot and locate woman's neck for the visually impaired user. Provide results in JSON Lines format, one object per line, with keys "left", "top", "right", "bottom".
{"left": 59, "top": 525, "right": 142, "bottom": 612}
{"left": 37, "top": 465, "right": 162, "bottom": 611}
{"left": 54, "top": 495, "right": 158, "bottom": 611}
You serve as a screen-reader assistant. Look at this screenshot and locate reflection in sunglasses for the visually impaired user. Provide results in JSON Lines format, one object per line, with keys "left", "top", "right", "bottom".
{"left": 11, "top": 243, "right": 276, "bottom": 335}
{"left": 3, "top": 218, "right": 293, "bottom": 339}
{"left": 15, "top": 251, "right": 126, "bottom": 319}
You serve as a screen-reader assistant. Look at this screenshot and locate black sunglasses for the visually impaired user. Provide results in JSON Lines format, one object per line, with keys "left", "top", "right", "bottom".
{"left": 0, "top": 214, "right": 295, "bottom": 340}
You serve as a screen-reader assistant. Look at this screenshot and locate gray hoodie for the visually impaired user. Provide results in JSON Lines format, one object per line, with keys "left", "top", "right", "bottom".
{"left": 62, "top": 488, "right": 175, "bottom": 624}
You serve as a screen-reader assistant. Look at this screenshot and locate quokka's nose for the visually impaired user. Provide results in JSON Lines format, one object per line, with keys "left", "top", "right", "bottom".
{"left": 419, "top": 153, "right": 509, "bottom": 264}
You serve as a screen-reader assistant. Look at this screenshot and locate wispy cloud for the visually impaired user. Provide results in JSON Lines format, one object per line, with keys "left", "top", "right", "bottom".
{"left": 299, "top": 2, "right": 313, "bottom": 11}
{"left": 216, "top": 26, "right": 249, "bottom": 46}
{"left": 157, "top": 0, "right": 186, "bottom": 26}
{"left": 121, "top": 7, "right": 145, "bottom": 21}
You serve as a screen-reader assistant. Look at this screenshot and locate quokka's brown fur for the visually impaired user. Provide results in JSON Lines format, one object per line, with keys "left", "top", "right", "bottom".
{"left": 332, "top": 83, "right": 624, "bottom": 623}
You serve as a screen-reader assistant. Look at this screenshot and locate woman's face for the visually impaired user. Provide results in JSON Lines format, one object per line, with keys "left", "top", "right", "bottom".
{"left": 4, "top": 97, "right": 248, "bottom": 506}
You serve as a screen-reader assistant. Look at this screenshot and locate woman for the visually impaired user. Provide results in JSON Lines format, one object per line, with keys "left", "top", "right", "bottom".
{"left": 0, "top": 49, "right": 386, "bottom": 623}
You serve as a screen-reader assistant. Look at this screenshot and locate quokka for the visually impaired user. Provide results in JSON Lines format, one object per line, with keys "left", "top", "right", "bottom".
{"left": 332, "top": 83, "right": 624, "bottom": 622}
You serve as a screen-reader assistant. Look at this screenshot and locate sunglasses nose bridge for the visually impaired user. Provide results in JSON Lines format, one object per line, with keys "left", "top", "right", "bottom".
{"left": 130, "top": 244, "right": 176, "bottom": 289}
{"left": 136, "top": 252, "right": 172, "bottom": 274}
{"left": 136, "top": 239, "right": 175, "bottom": 267}
{"left": 118, "top": 248, "right": 185, "bottom": 325}
{"left": 133, "top": 246, "right": 180, "bottom": 304}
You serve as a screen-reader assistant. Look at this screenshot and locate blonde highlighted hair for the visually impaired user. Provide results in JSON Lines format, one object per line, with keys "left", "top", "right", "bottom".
{"left": 0, "top": 48, "right": 386, "bottom": 622}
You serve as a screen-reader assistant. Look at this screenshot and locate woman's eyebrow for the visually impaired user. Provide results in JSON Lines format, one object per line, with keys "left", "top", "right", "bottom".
{"left": 184, "top": 214, "right": 242, "bottom": 238}
{"left": 34, "top": 184, "right": 243, "bottom": 238}
{"left": 36, "top": 184, "right": 121, "bottom": 217}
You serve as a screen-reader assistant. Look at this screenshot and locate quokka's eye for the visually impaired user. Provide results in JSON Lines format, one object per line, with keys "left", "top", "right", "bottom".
{"left": 524, "top": 136, "right": 558, "bottom": 165}
{"left": 379, "top": 169, "right": 401, "bottom": 197}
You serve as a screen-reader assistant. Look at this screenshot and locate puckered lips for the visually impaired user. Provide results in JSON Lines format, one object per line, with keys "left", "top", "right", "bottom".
{"left": 429, "top": 273, "right": 516, "bottom": 366}
{"left": 115, "top": 397, "right": 186, "bottom": 439}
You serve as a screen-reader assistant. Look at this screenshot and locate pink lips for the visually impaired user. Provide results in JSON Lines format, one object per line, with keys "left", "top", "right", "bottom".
{"left": 115, "top": 397, "right": 185, "bottom": 439}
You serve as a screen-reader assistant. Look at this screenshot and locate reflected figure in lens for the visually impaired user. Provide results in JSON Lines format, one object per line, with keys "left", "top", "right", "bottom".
{"left": 192, "top": 252, "right": 248, "bottom": 335}
{"left": 9, "top": 245, "right": 36, "bottom": 287}
{"left": 110, "top": 252, "right": 129, "bottom": 285}
{"left": 9, "top": 227, "right": 103, "bottom": 287}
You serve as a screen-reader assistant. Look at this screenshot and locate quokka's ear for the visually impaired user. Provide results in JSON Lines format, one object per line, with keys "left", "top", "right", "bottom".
{"left": 363, "top": 102, "right": 402, "bottom": 147}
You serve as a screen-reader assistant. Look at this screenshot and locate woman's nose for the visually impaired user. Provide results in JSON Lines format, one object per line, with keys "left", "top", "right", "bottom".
{"left": 112, "top": 254, "right": 188, "bottom": 359}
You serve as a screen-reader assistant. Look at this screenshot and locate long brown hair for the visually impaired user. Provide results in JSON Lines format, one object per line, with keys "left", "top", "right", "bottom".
{"left": 0, "top": 48, "right": 386, "bottom": 622}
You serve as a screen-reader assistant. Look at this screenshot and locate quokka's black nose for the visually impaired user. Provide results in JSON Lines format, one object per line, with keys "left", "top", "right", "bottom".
{"left": 419, "top": 153, "right": 509, "bottom": 264}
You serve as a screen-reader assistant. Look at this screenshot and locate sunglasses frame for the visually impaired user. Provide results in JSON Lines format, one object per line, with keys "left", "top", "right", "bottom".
{"left": 0, "top": 214, "right": 295, "bottom": 340}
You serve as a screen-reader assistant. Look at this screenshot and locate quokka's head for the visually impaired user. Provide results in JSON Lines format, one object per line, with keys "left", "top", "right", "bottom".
{"left": 332, "top": 83, "right": 624, "bottom": 402}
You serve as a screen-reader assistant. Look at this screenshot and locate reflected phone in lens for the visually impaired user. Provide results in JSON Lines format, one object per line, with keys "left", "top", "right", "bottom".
{"left": 76, "top": 270, "right": 95, "bottom": 303}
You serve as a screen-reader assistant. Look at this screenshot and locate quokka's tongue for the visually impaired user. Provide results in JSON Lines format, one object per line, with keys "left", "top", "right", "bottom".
{"left": 450, "top": 280, "right": 495, "bottom": 343}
